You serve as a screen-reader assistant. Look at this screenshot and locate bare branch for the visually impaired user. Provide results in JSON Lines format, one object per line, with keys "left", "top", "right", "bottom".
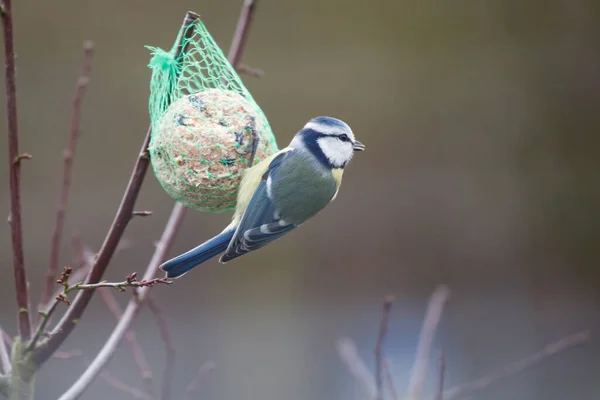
{"left": 40, "top": 41, "right": 95, "bottom": 311}
{"left": 336, "top": 337, "right": 376, "bottom": 398}
{"left": 98, "top": 287, "right": 155, "bottom": 398}
{"left": 147, "top": 297, "right": 176, "bottom": 400}
{"left": 2, "top": 0, "right": 32, "bottom": 341}
{"left": 407, "top": 285, "right": 450, "bottom": 400}
{"left": 25, "top": 301, "right": 59, "bottom": 353}
{"left": 57, "top": 3, "right": 263, "bottom": 397}
{"left": 13, "top": 152, "right": 32, "bottom": 164}
{"left": 227, "top": 0, "right": 257, "bottom": 67}
{"left": 67, "top": 274, "right": 171, "bottom": 293}
{"left": 36, "top": 241, "right": 92, "bottom": 330}
{"left": 183, "top": 361, "right": 216, "bottom": 400}
{"left": 375, "top": 295, "right": 394, "bottom": 400}
{"left": 443, "top": 331, "right": 590, "bottom": 400}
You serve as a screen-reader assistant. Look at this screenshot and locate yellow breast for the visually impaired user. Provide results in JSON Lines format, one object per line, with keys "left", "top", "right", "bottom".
{"left": 331, "top": 168, "right": 344, "bottom": 201}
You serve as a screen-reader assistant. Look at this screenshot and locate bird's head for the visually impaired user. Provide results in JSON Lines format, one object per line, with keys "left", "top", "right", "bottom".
{"left": 290, "top": 116, "right": 365, "bottom": 168}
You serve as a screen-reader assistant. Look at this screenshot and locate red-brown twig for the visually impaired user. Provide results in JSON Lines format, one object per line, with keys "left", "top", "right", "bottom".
{"left": 183, "top": 361, "right": 216, "bottom": 400}
{"left": 0, "top": 326, "right": 11, "bottom": 374}
{"left": 147, "top": 297, "right": 176, "bottom": 400}
{"left": 375, "top": 295, "right": 394, "bottom": 400}
{"left": 99, "top": 288, "right": 155, "bottom": 397}
{"left": 383, "top": 359, "right": 399, "bottom": 400}
{"left": 436, "top": 351, "right": 445, "bottom": 400}
{"left": 57, "top": 3, "right": 263, "bottom": 398}
{"left": 2, "top": 0, "right": 32, "bottom": 341}
{"left": 40, "top": 41, "right": 95, "bottom": 315}
{"left": 442, "top": 331, "right": 590, "bottom": 400}
{"left": 227, "top": 0, "right": 257, "bottom": 67}
{"left": 336, "top": 337, "right": 376, "bottom": 398}
{"left": 407, "top": 285, "right": 450, "bottom": 400}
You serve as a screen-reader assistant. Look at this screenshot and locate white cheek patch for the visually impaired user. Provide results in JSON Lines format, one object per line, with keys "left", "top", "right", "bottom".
{"left": 317, "top": 137, "right": 353, "bottom": 167}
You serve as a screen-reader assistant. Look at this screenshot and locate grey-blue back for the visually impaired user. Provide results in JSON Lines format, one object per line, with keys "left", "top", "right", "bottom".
{"left": 270, "top": 149, "right": 338, "bottom": 226}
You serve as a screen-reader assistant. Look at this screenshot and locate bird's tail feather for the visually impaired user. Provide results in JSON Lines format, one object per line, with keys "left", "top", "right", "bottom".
{"left": 160, "top": 229, "right": 235, "bottom": 279}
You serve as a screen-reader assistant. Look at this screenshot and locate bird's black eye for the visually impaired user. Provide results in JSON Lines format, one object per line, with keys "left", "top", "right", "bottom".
{"left": 339, "top": 134, "right": 350, "bottom": 142}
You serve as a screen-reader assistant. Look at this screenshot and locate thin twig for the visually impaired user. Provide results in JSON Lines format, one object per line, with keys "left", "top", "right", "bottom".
{"left": 436, "top": 351, "right": 445, "bottom": 400}
{"left": 383, "top": 359, "right": 399, "bottom": 400}
{"left": 67, "top": 275, "right": 171, "bottom": 293}
{"left": 0, "top": 326, "right": 11, "bottom": 374}
{"left": 2, "top": 0, "right": 32, "bottom": 341}
{"left": 99, "top": 288, "right": 155, "bottom": 397}
{"left": 14, "top": 153, "right": 32, "bottom": 163}
{"left": 227, "top": 0, "right": 257, "bottom": 67}
{"left": 183, "top": 361, "right": 216, "bottom": 400}
{"left": 25, "top": 301, "right": 59, "bottom": 353}
{"left": 407, "top": 285, "right": 450, "bottom": 400}
{"left": 132, "top": 210, "right": 153, "bottom": 218}
{"left": 336, "top": 337, "right": 376, "bottom": 398}
{"left": 40, "top": 41, "right": 95, "bottom": 313}
{"left": 35, "top": 238, "right": 93, "bottom": 330}
{"left": 147, "top": 297, "right": 176, "bottom": 400}
{"left": 45, "top": 265, "right": 90, "bottom": 312}
{"left": 57, "top": 3, "right": 263, "bottom": 398}
{"left": 375, "top": 295, "right": 394, "bottom": 400}
{"left": 442, "top": 331, "right": 590, "bottom": 400}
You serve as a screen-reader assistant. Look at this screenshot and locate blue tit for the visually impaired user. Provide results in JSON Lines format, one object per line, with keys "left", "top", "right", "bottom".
{"left": 159, "top": 116, "right": 365, "bottom": 279}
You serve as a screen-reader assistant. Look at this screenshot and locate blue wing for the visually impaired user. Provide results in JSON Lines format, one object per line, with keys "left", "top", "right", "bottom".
{"left": 220, "top": 151, "right": 297, "bottom": 263}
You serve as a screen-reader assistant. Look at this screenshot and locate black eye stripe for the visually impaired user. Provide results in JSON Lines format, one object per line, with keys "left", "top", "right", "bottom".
{"left": 338, "top": 134, "right": 350, "bottom": 142}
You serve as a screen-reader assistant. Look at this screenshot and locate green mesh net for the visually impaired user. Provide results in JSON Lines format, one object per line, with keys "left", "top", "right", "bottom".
{"left": 146, "top": 17, "right": 278, "bottom": 213}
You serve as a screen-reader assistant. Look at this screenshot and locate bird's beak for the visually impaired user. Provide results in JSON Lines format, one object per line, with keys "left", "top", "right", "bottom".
{"left": 353, "top": 140, "right": 365, "bottom": 152}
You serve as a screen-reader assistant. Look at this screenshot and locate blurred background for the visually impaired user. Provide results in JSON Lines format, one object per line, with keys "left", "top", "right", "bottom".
{"left": 1, "top": 0, "right": 600, "bottom": 399}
